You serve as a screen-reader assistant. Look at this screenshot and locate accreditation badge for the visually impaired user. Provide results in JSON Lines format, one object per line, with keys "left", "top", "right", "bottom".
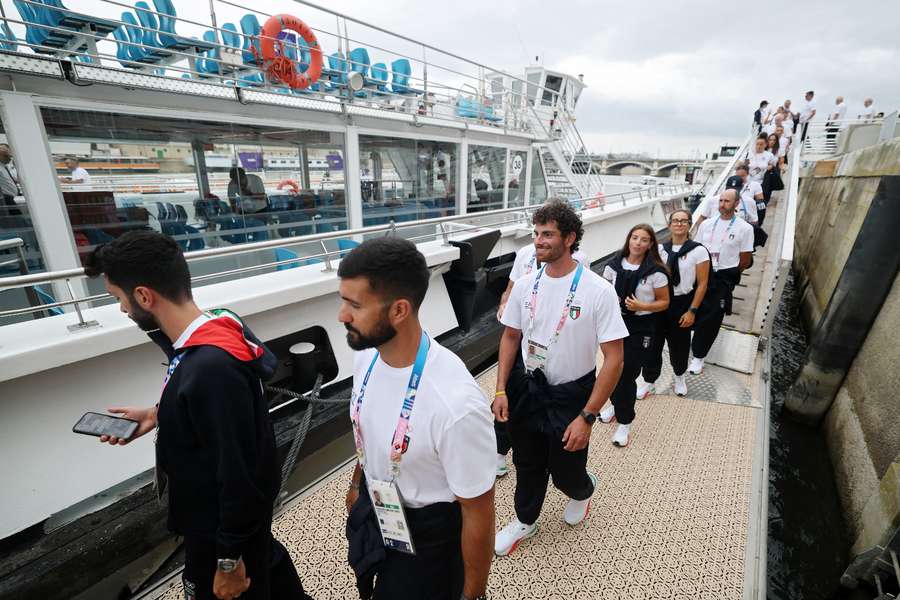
{"left": 710, "top": 252, "right": 720, "bottom": 270}
{"left": 525, "top": 339, "right": 549, "bottom": 372}
{"left": 368, "top": 478, "right": 416, "bottom": 555}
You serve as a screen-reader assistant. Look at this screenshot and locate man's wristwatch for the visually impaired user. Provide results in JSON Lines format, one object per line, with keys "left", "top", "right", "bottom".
{"left": 217, "top": 557, "right": 241, "bottom": 573}
{"left": 689, "top": 307, "right": 699, "bottom": 315}
{"left": 579, "top": 409, "right": 597, "bottom": 425}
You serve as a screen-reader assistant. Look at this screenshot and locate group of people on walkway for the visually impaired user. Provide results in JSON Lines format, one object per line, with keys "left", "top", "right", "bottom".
{"left": 84, "top": 185, "right": 763, "bottom": 599}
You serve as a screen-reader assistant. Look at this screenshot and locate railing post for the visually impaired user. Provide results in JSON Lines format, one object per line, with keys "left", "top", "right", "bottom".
{"left": 319, "top": 241, "right": 334, "bottom": 272}
{"left": 64, "top": 278, "right": 99, "bottom": 332}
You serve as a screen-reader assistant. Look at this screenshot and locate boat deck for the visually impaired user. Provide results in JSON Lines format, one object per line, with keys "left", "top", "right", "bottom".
{"left": 150, "top": 192, "right": 788, "bottom": 600}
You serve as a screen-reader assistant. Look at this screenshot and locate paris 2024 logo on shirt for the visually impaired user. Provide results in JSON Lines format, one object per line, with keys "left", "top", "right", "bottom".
{"left": 569, "top": 304, "right": 582, "bottom": 320}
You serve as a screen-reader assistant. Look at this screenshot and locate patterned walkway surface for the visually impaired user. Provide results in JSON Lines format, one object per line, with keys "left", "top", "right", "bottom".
{"left": 157, "top": 366, "right": 759, "bottom": 600}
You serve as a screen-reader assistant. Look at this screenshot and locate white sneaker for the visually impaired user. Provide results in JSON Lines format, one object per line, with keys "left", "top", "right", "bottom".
{"left": 688, "top": 356, "right": 705, "bottom": 374}
{"left": 612, "top": 423, "right": 631, "bottom": 447}
{"left": 563, "top": 473, "right": 598, "bottom": 526}
{"left": 636, "top": 379, "right": 656, "bottom": 400}
{"left": 496, "top": 454, "right": 510, "bottom": 478}
{"left": 673, "top": 374, "right": 687, "bottom": 396}
{"left": 599, "top": 404, "right": 616, "bottom": 424}
{"left": 494, "top": 518, "right": 538, "bottom": 556}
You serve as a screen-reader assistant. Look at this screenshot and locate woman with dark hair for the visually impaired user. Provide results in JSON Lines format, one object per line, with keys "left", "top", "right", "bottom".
{"left": 637, "top": 210, "right": 710, "bottom": 399}
{"left": 599, "top": 224, "right": 670, "bottom": 447}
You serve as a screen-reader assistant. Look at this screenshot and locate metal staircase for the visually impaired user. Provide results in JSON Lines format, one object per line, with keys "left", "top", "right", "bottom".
{"left": 528, "top": 106, "right": 604, "bottom": 201}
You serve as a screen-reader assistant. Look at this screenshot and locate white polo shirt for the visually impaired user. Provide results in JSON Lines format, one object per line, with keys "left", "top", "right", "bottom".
{"left": 351, "top": 339, "right": 496, "bottom": 507}
{"left": 738, "top": 180, "right": 762, "bottom": 222}
{"left": 783, "top": 117, "right": 795, "bottom": 133}
{"left": 778, "top": 135, "right": 792, "bottom": 157}
{"left": 601, "top": 260, "right": 669, "bottom": 316}
{"left": 501, "top": 265, "right": 627, "bottom": 385}
{"left": 659, "top": 243, "right": 710, "bottom": 296}
{"left": 509, "top": 244, "right": 588, "bottom": 282}
{"left": 747, "top": 150, "right": 776, "bottom": 184}
{"left": 70, "top": 167, "right": 91, "bottom": 184}
{"left": 696, "top": 215, "right": 754, "bottom": 271}
{"left": 830, "top": 102, "right": 847, "bottom": 121}
{"left": 858, "top": 104, "right": 875, "bottom": 120}
{"left": 800, "top": 98, "right": 817, "bottom": 124}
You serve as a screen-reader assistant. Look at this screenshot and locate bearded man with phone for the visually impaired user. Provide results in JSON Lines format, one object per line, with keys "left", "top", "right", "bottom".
{"left": 84, "top": 231, "right": 311, "bottom": 600}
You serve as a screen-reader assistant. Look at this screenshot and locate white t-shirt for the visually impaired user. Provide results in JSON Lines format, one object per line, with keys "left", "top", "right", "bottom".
{"left": 70, "top": 167, "right": 91, "bottom": 184}
{"left": 800, "top": 98, "right": 817, "bottom": 123}
{"left": 696, "top": 216, "right": 754, "bottom": 271}
{"left": 601, "top": 260, "right": 669, "bottom": 316}
{"left": 778, "top": 135, "right": 792, "bottom": 157}
{"left": 738, "top": 180, "right": 762, "bottom": 223}
{"left": 858, "top": 104, "right": 875, "bottom": 120}
{"left": 747, "top": 150, "right": 775, "bottom": 183}
{"left": 501, "top": 265, "right": 628, "bottom": 385}
{"left": 763, "top": 122, "right": 778, "bottom": 136}
{"left": 782, "top": 117, "right": 795, "bottom": 133}
{"left": 830, "top": 102, "right": 847, "bottom": 121}
{"left": 509, "top": 245, "right": 588, "bottom": 282}
{"left": 659, "top": 243, "right": 710, "bottom": 296}
{"left": 351, "top": 339, "right": 496, "bottom": 507}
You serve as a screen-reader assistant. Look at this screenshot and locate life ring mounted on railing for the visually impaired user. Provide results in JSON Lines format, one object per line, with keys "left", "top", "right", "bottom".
{"left": 254, "top": 14, "right": 323, "bottom": 90}
{"left": 277, "top": 179, "right": 300, "bottom": 194}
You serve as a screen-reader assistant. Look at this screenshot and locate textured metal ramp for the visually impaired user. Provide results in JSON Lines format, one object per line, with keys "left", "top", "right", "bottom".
{"left": 705, "top": 329, "right": 759, "bottom": 374}
{"left": 153, "top": 366, "right": 758, "bottom": 600}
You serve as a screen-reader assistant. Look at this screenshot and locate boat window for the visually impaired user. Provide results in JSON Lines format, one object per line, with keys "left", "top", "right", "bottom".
{"left": 467, "top": 145, "right": 507, "bottom": 213}
{"left": 38, "top": 108, "right": 348, "bottom": 289}
{"left": 358, "top": 135, "right": 457, "bottom": 237}
{"left": 0, "top": 109, "right": 48, "bottom": 323}
{"left": 529, "top": 148, "right": 548, "bottom": 204}
{"left": 506, "top": 150, "right": 528, "bottom": 208}
{"left": 541, "top": 75, "right": 563, "bottom": 107}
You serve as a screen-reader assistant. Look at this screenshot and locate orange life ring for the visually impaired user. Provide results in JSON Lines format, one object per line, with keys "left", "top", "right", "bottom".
{"left": 277, "top": 179, "right": 300, "bottom": 194}
{"left": 257, "top": 14, "right": 322, "bottom": 89}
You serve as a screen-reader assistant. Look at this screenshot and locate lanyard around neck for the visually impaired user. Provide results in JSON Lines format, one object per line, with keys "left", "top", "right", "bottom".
{"left": 525, "top": 261, "right": 584, "bottom": 358}
{"left": 351, "top": 330, "right": 430, "bottom": 480}
{"left": 707, "top": 215, "right": 737, "bottom": 252}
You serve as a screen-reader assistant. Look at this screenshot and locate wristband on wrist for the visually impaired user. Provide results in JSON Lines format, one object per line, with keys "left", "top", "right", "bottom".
{"left": 494, "top": 390, "right": 506, "bottom": 397}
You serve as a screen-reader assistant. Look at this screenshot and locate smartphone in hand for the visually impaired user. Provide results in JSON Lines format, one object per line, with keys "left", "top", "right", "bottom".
{"left": 73, "top": 412, "right": 139, "bottom": 440}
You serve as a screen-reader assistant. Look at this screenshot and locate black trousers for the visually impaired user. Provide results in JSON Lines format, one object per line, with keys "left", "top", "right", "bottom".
{"left": 495, "top": 418, "right": 512, "bottom": 455}
{"left": 801, "top": 121, "right": 810, "bottom": 142}
{"left": 642, "top": 294, "right": 694, "bottom": 383}
{"left": 609, "top": 315, "right": 656, "bottom": 425}
{"left": 182, "top": 525, "right": 310, "bottom": 600}
{"left": 373, "top": 501, "right": 464, "bottom": 600}
{"left": 509, "top": 422, "right": 594, "bottom": 525}
{"left": 691, "top": 298, "right": 726, "bottom": 360}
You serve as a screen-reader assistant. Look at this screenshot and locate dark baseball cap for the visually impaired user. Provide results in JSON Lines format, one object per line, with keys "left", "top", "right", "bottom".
{"left": 725, "top": 175, "right": 742, "bottom": 190}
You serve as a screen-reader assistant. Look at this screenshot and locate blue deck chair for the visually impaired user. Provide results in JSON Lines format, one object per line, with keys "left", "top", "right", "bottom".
{"left": 239, "top": 13, "right": 262, "bottom": 65}
{"left": 133, "top": 2, "right": 172, "bottom": 58}
{"left": 274, "top": 247, "right": 301, "bottom": 271}
{"left": 337, "top": 238, "right": 360, "bottom": 257}
{"left": 348, "top": 47, "right": 372, "bottom": 97}
{"left": 120, "top": 11, "right": 161, "bottom": 63}
{"left": 14, "top": 0, "right": 73, "bottom": 50}
{"left": 147, "top": 0, "right": 214, "bottom": 54}
{"left": 195, "top": 30, "right": 222, "bottom": 75}
{"left": 323, "top": 52, "right": 347, "bottom": 91}
{"left": 0, "top": 22, "right": 18, "bottom": 51}
{"left": 220, "top": 23, "right": 241, "bottom": 53}
{"left": 370, "top": 62, "right": 389, "bottom": 95}
{"left": 40, "top": 0, "right": 120, "bottom": 37}
{"left": 35, "top": 285, "right": 64, "bottom": 316}
{"left": 390, "top": 59, "right": 423, "bottom": 95}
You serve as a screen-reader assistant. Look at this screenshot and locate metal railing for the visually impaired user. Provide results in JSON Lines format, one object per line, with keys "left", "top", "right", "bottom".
{"left": 0, "top": 0, "right": 587, "bottom": 135}
{"left": 0, "top": 183, "right": 694, "bottom": 322}
{"left": 800, "top": 117, "right": 887, "bottom": 160}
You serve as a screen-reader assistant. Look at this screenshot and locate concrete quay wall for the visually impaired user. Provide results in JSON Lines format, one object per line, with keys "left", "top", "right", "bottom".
{"left": 792, "top": 137, "right": 900, "bottom": 560}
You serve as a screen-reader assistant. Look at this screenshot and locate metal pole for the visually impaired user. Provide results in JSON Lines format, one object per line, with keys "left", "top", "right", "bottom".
{"left": 15, "top": 244, "right": 44, "bottom": 318}
{"left": 208, "top": 0, "right": 218, "bottom": 29}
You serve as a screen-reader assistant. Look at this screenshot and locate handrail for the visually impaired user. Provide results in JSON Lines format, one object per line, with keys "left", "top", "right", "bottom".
{"left": 781, "top": 132, "right": 803, "bottom": 263}
{"left": 0, "top": 184, "right": 693, "bottom": 298}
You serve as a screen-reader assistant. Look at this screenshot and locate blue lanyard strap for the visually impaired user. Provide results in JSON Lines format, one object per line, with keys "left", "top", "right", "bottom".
{"left": 351, "top": 330, "right": 430, "bottom": 480}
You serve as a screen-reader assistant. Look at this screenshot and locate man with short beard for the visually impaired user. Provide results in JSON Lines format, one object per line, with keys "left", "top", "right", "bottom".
{"left": 85, "top": 231, "right": 310, "bottom": 600}
{"left": 492, "top": 201, "right": 626, "bottom": 556}
{"left": 339, "top": 237, "right": 495, "bottom": 600}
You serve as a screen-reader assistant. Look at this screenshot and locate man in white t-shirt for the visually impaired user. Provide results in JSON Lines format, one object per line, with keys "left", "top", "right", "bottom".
{"left": 340, "top": 238, "right": 495, "bottom": 600}
{"left": 492, "top": 201, "right": 627, "bottom": 556}
{"left": 60, "top": 157, "right": 91, "bottom": 185}
{"left": 799, "top": 90, "right": 817, "bottom": 141}
{"left": 726, "top": 171, "right": 759, "bottom": 225}
{"left": 857, "top": 98, "right": 875, "bottom": 121}
{"left": 494, "top": 238, "right": 587, "bottom": 476}
{"left": 764, "top": 113, "right": 784, "bottom": 136}
{"left": 827, "top": 96, "right": 847, "bottom": 142}
{"left": 689, "top": 189, "right": 754, "bottom": 373}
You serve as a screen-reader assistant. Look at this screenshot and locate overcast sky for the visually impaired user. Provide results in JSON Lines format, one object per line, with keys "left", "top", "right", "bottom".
{"left": 63, "top": 0, "right": 900, "bottom": 157}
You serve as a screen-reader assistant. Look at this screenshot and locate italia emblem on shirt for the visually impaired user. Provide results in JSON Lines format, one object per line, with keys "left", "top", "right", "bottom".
{"left": 569, "top": 305, "right": 581, "bottom": 320}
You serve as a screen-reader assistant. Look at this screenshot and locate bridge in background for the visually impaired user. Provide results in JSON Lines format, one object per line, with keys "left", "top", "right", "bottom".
{"left": 589, "top": 155, "right": 705, "bottom": 177}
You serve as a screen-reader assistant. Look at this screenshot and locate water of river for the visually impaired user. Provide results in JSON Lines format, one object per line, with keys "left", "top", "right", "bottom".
{"left": 766, "top": 270, "right": 867, "bottom": 599}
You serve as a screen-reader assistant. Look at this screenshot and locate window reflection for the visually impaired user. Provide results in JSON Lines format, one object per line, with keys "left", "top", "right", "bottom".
{"left": 507, "top": 150, "right": 528, "bottom": 208}
{"left": 529, "top": 148, "right": 548, "bottom": 204}
{"left": 467, "top": 145, "right": 507, "bottom": 213}
{"left": 358, "top": 135, "right": 456, "bottom": 229}
{"left": 40, "top": 108, "right": 348, "bottom": 281}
